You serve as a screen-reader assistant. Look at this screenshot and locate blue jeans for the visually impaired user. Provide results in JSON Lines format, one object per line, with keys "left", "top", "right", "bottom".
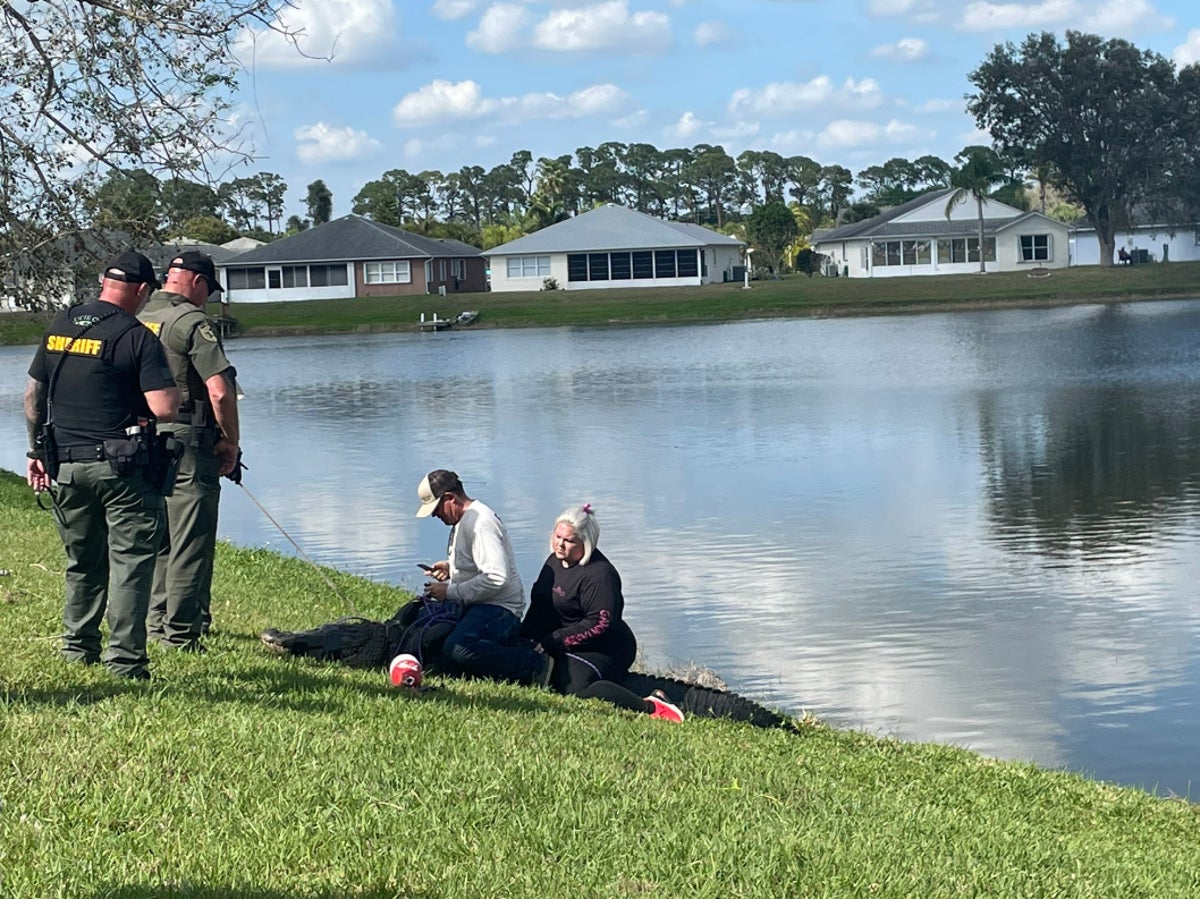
{"left": 441, "top": 604, "right": 541, "bottom": 683}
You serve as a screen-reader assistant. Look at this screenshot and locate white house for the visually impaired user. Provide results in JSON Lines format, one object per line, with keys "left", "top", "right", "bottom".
{"left": 485, "top": 205, "right": 745, "bottom": 292}
{"left": 1069, "top": 219, "right": 1200, "bottom": 266}
{"left": 812, "top": 189, "right": 1071, "bottom": 278}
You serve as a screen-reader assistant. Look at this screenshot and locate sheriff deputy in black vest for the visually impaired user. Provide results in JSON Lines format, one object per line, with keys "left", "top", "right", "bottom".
{"left": 25, "top": 251, "right": 180, "bottom": 681}
{"left": 138, "top": 251, "right": 241, "bottom": 650}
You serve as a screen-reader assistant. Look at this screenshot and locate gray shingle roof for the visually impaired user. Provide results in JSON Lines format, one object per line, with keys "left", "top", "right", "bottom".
{"left": 813, "top": 189, "right": 957, "bottom": 242}
{"left": 486, "top": 205, "right": 744, "bottom": 255}
{"left": 150, "top": 239, "right": 242, "bottom": 269}
{"left": 812, "top": 191, "right": 1064, "bottom": 245}
{"left": 221, "top": 215, "right": 482, "bottom": 266}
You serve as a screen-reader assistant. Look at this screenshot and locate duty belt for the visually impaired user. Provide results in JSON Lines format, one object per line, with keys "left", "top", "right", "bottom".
{"left": 56, "top": 444, "right": 106, "bottom": 462}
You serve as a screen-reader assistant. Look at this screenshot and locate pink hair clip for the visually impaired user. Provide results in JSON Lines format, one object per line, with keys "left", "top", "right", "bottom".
{"left": 582, "top": 503, "right": 593, "bottom": 514}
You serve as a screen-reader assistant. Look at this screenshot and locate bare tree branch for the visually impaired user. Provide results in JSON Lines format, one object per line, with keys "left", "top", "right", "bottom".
{"left": 0, "top": 0, "right": 300, "bottom": 310}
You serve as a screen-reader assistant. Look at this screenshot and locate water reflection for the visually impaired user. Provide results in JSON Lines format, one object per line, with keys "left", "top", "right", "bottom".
{"left": 980, "top": 385, "right": 1200, "bottom": 558}
{"left": 2, "top": 299, "right": 1199, "bottom": 797}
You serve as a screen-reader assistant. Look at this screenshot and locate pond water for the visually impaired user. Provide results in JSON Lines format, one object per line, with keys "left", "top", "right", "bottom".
{"left": 3, "top": 299, "right": 1199, "bottom": 797}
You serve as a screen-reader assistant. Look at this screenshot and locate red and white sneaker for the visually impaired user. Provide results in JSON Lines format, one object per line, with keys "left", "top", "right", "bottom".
{"left": 644, "top": 689, "right": 684, "bottom": 723}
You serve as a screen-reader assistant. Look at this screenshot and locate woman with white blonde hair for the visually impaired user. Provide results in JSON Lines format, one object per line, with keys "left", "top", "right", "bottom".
{"left": 520, "top": 503, "right": 684, "bottom": 722}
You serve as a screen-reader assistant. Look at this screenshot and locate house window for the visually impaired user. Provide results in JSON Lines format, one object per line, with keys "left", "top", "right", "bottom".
{"left": 1019, "top": 234, "right": 1051, "bottom": 262}
{"left": 506, "top": 256, "right": 550, "bottom": 278}
{"left": 267, "top": 269, "right": 282, "bottom": 289}
{"left": 677, "top": 249, "right": 699, "bottom": 277}
{"left": 902, "top": 241, "right": 931, "bottom": 265}
{"left": 281, "top": 266, "right": 308, "bottom": 288}
{"left": 937, "top": 237, "right": 996, "bottom": 264}
{"left": 967, "top": 238, "right": 996, "bottom": 263}
{"left": 610, "top": 252, "right": 632, "bottom": 280}
{"left": 227, "top": 267, "right": 265, "bottom": 290}
{"left": 365, "top": 261, "right": 412, "bottom": 284}
{"left": 309, "top": 264, "right": 349, "bottom": 287}
{"left": 937, "top": 239, "right": 962, "bottom": 264}
{"left": 632, "top": 251, "right": 653, "bottom": 279}
{"left": 872, "top": 241, "right": 922, "bottom": 266}
{"left": 567, "top": 254, "right": 588, "bottom": 282}
{"left": 654, "top": 250, "right": 677, "bottom": 278}
{"left": 587, "top": 253, "right": 609, "bottom": 281}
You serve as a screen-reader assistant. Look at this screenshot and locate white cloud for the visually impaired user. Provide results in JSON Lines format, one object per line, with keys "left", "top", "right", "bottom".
{"left": 502, "top": 83, "right": 629, "bottom": 120}
{"left": 467, "top": 3, "right": 532, "bottom": 52}
{"left": 957, "top": 0, "right": 1075, "bottom": 33}
{"left": 232, "top": 0, "right": 403, "bottom": 69}
{"left": 1175, "top": 28, "right": 1200, "bottom": 67}
{"left": 728, "top": 76, "right": 882, "bottom": 117}
{"left": 1083, "top": 0, "right": 1173, "bottom": 34}
{"left": 665, "top": 111, "right": 709, "bottom": 141}
{"left": 469, "top": 0, "right": 670, "bottom": 54}
{"left": 394, "top": 80, "right": 494, "bottom": 124}
{"left": 392, "top": 80, "right": 628, "bottom": 127}
{"left": 294, "top": 122, "right": 381, "bottom": 164}
{"left": 815, "top": 117, "right": 921, "bottom": 149}
{"left": 693, "top": 20, "right": 740, "bottom": 49}
{"left": 870, "top": 37, "right": 929, "bottom": 62}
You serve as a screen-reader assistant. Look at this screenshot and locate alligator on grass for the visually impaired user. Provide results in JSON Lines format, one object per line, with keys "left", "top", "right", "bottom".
{"left": 260, "top": 599, "right": 797, "bottom": 733}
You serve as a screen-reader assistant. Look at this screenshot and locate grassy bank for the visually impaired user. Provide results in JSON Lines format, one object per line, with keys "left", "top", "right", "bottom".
{"left": 2, "top": 470, "right": 1199, "bottom": 898}
{"left": 3, "top": 262, "right": 1198, "bottom": 345}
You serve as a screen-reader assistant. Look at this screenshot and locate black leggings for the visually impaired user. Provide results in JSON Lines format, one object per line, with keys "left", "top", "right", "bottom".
{"left": 552, "top": 651, "right": 651, "bottom": 715}
{"left": 577, "top": 679, "right": 654, "bottom": 714}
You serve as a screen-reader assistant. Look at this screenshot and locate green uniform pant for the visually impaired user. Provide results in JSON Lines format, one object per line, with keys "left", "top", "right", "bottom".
{"left": 147, "top": 424, "right": 222, "bottom": 645}
{"left": 52, "top": 460, "right": 165, "bottom": 678}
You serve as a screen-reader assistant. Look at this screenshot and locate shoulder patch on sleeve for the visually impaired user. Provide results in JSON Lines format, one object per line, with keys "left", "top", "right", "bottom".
{"left": 196, "top": 321, "right": 218, "bottom": 343}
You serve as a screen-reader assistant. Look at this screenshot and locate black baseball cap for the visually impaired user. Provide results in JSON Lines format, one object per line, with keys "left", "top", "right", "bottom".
{"left": 104, "top": 251, "right": 161, "bottom": 289}
{"left": 168, "top": 251, "right": 223, "bottom": 293}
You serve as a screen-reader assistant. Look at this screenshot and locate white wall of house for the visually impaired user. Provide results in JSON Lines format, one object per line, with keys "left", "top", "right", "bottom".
{"left": 219, "top": 262, "right": 354, "bottom": 304}
{"left": 489, "top": 246, "right": 733, "bottom": 292}
{"left": 487, "top": 253, "right": 557, "bottom": 292}
{"left": 227, "top": 283, "right": 354, "bottom": 303}
{"left": 818, "top": 222, "right": 1070, "bottom": 278}
{"left": 900, "top": 195, "right": 1013, "bottom": 224}
{"left": 709, "top": 246, "right": 744, "bottom": 283}
{"left": 1069, "top": 225, "right": 1200, "bottom": 266}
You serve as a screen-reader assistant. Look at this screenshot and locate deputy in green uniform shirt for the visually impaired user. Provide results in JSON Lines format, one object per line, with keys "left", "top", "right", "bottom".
{"left": 139, "top": 251, "right": 241, "bottom": 650}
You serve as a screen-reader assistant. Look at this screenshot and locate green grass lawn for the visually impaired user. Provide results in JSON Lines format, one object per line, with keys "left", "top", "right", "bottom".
{"left": 3, "top": 469, "right": 1200, "bottom": 898}
{"left": 3, "top": 262, "right": 1198, "bottom": 346}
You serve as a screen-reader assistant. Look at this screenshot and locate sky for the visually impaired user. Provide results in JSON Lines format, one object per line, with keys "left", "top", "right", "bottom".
{"left": 225, "top": 0, "right": 1200, "bottom": 222}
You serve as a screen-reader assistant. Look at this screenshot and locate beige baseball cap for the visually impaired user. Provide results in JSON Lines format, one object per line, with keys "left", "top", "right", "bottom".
{"left": 415, "top": 469, "right": 460, "bottom": 517}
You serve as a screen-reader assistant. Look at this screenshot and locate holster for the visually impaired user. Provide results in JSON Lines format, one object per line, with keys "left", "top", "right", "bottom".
{"left": 149, "top": 433, "right": 186, "bottom": 496}
{"left": 102, "top": 434, "right": 150, "bottom": 476}
{"left": 189, "top": 400, "right": 217, "bottom": 452}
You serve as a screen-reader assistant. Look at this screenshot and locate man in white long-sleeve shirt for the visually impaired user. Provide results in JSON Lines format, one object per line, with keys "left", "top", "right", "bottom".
{"left": 417, "top": 469, "right": 546, "bottom": 683}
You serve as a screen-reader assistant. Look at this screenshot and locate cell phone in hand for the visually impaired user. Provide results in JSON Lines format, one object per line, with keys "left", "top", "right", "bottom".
{"left": 418, "top": 563, "right": 435, "bottom": 573}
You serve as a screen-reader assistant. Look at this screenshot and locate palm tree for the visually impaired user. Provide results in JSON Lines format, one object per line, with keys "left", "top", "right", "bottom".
{"left": 945, "top": 147, "right": 1006, "bottom": 273}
